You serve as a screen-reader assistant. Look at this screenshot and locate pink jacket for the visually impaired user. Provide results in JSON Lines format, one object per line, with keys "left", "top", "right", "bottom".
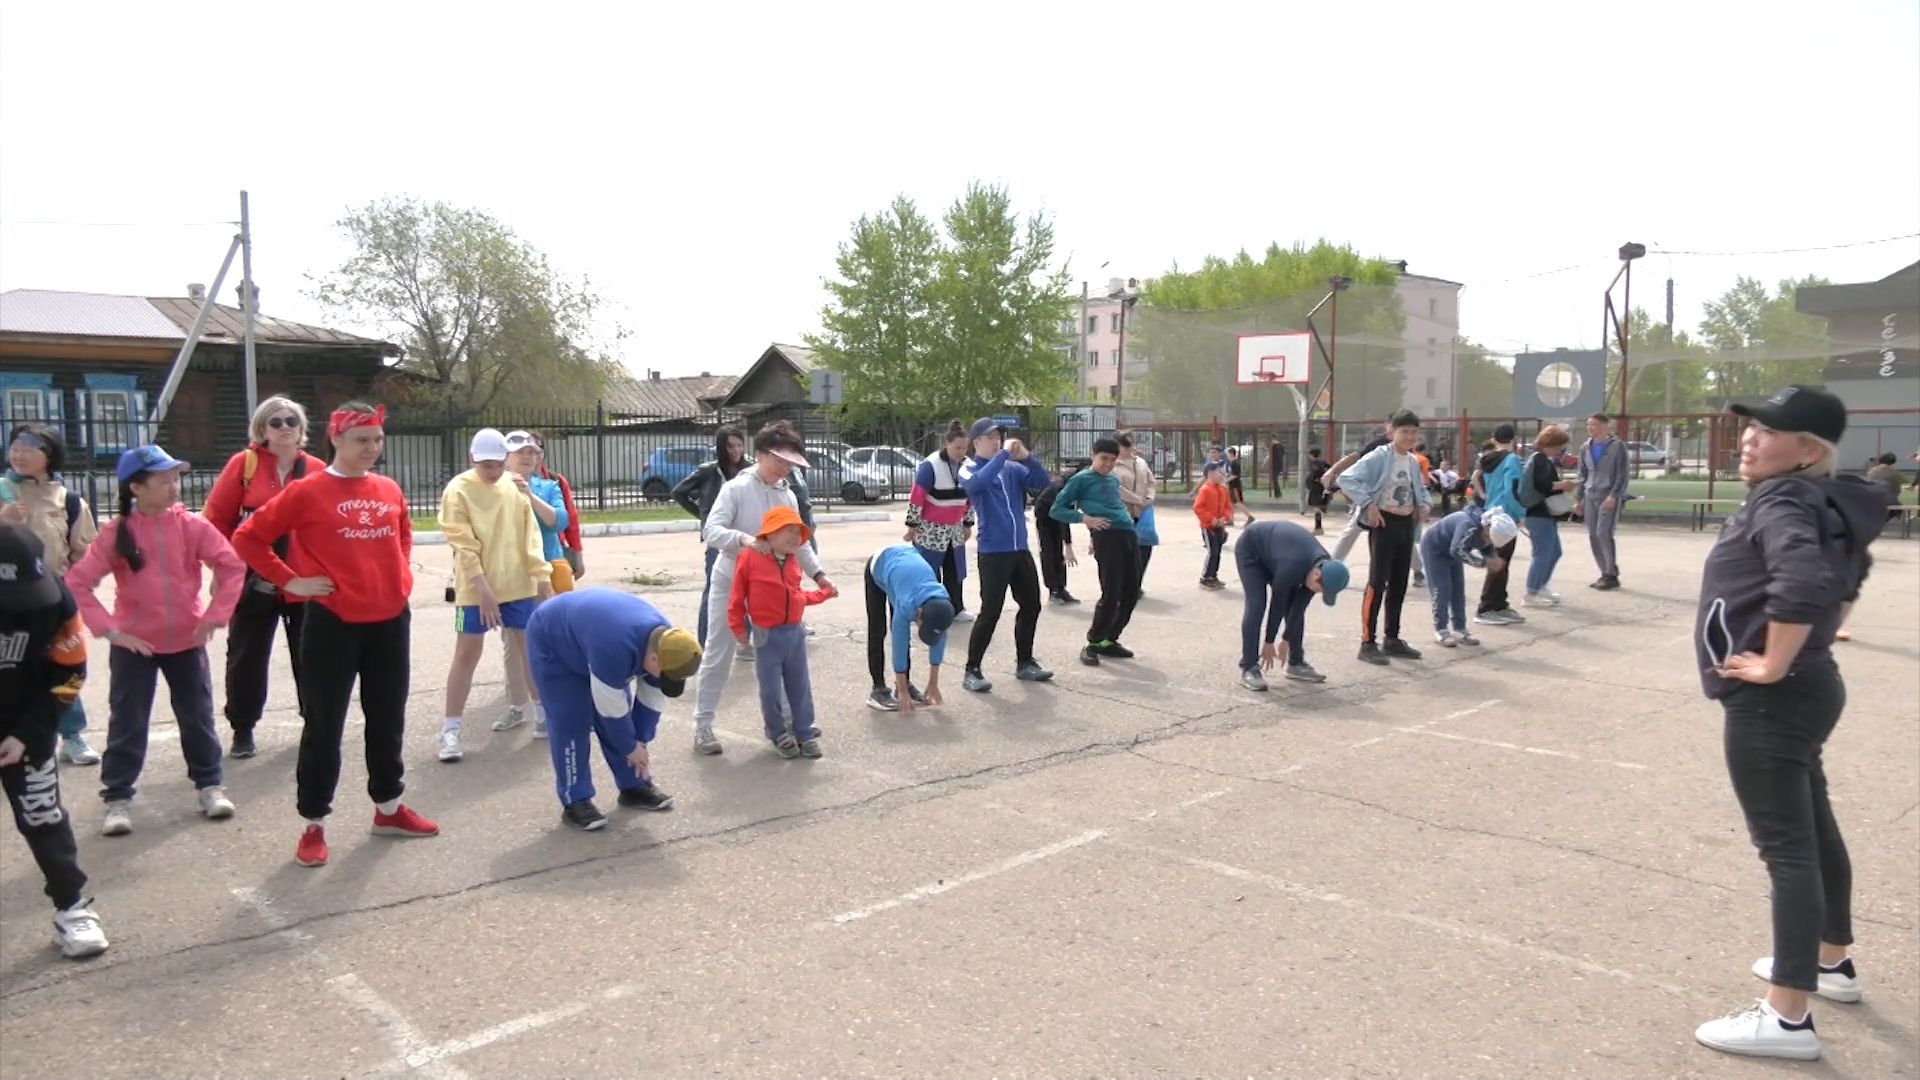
{"left": 66, "top": 504, "right": 247, "bottom": 655}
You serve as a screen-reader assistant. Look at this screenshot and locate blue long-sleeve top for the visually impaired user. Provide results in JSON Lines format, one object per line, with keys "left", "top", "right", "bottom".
{"left": 871, "top": 544, "right": 951, "bottom": 672}
{"left": 1335, "top": 445, "right": 1432, "bottom": 515}
{"left": 526, "top": 589, "right": 675, "bottom": 752}
{"left": 960, "top": 450, "right": 1052, "bottom": 554}
{"left": 1423, "top": 506, "right": 1498, "bottom": 566}
{"left": 529, "top": 474, "right": 569, "bottom": 561}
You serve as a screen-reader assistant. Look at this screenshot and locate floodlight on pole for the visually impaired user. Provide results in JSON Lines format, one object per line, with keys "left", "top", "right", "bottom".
{"left": 1604, "top": 242, "right": 1643, "bottom": 438}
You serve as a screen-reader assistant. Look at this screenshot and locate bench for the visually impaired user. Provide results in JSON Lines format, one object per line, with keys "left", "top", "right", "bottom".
{"left": 1678, "top": 498, "right": 1747, "bottom": 532}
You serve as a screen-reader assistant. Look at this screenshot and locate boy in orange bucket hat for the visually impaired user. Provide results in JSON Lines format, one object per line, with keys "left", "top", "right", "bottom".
{"left": 728, "top": 506, "right": 837, "bottom": 757}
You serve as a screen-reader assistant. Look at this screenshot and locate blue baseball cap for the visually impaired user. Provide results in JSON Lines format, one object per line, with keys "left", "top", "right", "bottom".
{"left": 1315, "top": 559, "right": 1350, "bottom": 606}
{"left": 116, "top": 445, "right": 190, "bottom": 485}
{"left": 917, "top": 597, "right": 955, "bottom": 644}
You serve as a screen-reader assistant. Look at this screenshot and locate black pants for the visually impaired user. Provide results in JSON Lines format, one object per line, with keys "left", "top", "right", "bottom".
{"left": 3, "top": 735, "right": 87, "bottom": 909}
{"left": 1137, "top": 543, "right": 1155, "bottom": 587}
{"left": 935, "top": 547, "right": 966, "bottom": 613}
{"left": 1088, "top": 529, "right": 1142, "bottom": 644}
{"left": 967, "top": 551, "right": 1042, "bottom": 670}
{"left": 1477, "top": 538, "right": 1518, "bottom": 615}
{"left": 297, "top": 604, "right": 410, "bottom": 820}
{"left": 1034, "top": 516, "right": 1070, "bottom": 594}
{"left": 1202, "top": 527, "right": 1226, "bottom": 580}
{"left": 101, "top": 647, "right": 221, "bottom": 803}
{"left": 1722, "top": 662, "right": 1853, "bottom": 993}
{"left": 224, "top": 584, "right": 307, "bottom": 731}
{"left": 864, "top": 558, "right": 903, "bottom": 689}
{"left": 1361, "top": 513, "right": 1416, "bottom": 643}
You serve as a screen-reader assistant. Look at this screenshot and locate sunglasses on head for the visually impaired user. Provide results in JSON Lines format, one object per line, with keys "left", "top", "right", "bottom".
{"left": 267, "top": 416, "right": 302, "bottom": 430}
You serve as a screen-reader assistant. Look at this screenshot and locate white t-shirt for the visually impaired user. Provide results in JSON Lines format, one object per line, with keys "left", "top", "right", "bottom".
{"left": 1383, "top": 453, "right": 1417, "bottom": 514}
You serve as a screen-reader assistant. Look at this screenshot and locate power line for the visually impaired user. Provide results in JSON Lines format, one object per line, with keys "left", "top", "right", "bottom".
{"left": 0, "top": 219, "right": 238, "bottom": 228}
{"left": 1650, "top": 232, "right": 1919, "bottom": 257}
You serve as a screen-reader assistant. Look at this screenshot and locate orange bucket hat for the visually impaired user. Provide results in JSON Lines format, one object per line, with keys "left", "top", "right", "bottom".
{"left": 755, "top": 504, "right": 811, "bottom": 543}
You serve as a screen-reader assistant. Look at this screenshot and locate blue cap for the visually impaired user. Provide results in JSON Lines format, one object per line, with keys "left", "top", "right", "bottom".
{"left": 1316, "top": 559, "right": 1350, "bottom": 606}
{"left": 917, "top": 597, "right": 954, "bottom": 644}
{"left": 968, "top": 417, "right": 1003, "bottom": 441}
{"left": 116, "top": 445, "right": 190, "bottom": 486}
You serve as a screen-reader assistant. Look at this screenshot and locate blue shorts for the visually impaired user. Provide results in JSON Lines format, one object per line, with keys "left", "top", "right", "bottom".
{"left": 454, "top": 597, "right": 537, "bottom": 635}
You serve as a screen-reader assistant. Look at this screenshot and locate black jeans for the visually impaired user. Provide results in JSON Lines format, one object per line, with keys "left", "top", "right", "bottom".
{"left": 224, "top": 584, "right": 307, "bottom": 731}
{"left": 864, "top": 559, "right": 892, "bottom": 689}
{"left": 1137, "top": 542, "right": 1155, "bottom": 588}
{"left": 3, "top": 734, "right": 88, "bottom": 909}
{"left": 935, "top": 547, "right": 966, "bottom": 613}
{"left": 1202, "top": 527, "right": 1227, "bottom": 581}
{"left": 297, "top": 605, "right": 410, "bottom": 820}
{"left": 1362, "top": 513, "right": 1416, "bottom": 643}
{"left": 100, "top": 646, "right": 222, "bottom": 803}
{"left": 1088, "top": 529, "right": 1142, "bottom": 645}
{"left": 967, "top": 551, "right": 1042, "bottom": 670}
{"left": 1034, "top": 516, "right": 1070, "bottom": 594}
{"left": 1477, "top": 538, "right": 1518, "bottom": 615}
{"left": 1722, "top": 662, "right": 1852, "bottom": 992}
{"left": 1235, "top": 545, "right": 1306, "bottom": 672}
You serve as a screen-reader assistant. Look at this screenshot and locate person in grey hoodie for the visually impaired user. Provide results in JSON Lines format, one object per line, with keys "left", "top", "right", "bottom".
{"left": 1691, "top": 385, "right": 1887, "bottom": 1064}
{"left": 1577, "top": 412, "right": 1630, "bottom": 590}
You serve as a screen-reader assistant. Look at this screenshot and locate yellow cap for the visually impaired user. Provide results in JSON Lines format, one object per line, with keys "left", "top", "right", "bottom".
{"left": 655, "top": 627, "right": 703, "bottom": 680}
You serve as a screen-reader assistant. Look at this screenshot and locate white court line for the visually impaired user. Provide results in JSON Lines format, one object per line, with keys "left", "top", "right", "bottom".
{"left": 231, "top": 887, "right": 313, "bottom": 944}
{"left": 1397, "top": 727, "right": 1649, "bottom": 770}
{"left": 330, "top": 973, "right": 474, "bottom": 1080}
{"left": 826, "top": 829, "right": 1108, "bottom": 925}
{"left": 1132, "top": 789, "right": 1229, "bottom": 820}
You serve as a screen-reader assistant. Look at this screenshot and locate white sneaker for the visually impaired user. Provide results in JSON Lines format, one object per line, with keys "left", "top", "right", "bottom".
{"left": 197, "top": 786, "right": 236, "bottom": 819}
{"left": 100, "top": 801, "right": 133, "bottom": 837}
{"left": 437, "top": 730, "right": 464, "bottom": 763}
{"left": 533, "top": 716, "right": 548, "bottom": 739}
{"left": 693, "top": 728, "right": 723, "bottom": 755}
{"left": 1524, "top": 592, "right": 1560, "bottom": 608}
{"left": 53, "top": 899, "right": 109, "bottom": 959}
{"left": 951, "top": 610, "right": 976, "bottom": 624}
{"left": 1435, "top": 630, "right": 1457, "bottom": 648}
{"left": 1753, "top": 956, "right": 1863, "bottom": 1003}
{"left": 1694, "top": 1000, "right": 1820, "bottom": 1061}
{"left": 1239, "top": 667, "right": 1269, "bottom": 692}
{"left": 492, "top": 706, "right": 526, "bottom": 732}
{"left": 1455, "top": 631, "right": 1480, "bottom": 646}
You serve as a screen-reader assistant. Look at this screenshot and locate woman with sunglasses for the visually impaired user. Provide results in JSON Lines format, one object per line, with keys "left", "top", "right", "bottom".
{"left": 201, "top": 396, "right": 328, "bottom": 759}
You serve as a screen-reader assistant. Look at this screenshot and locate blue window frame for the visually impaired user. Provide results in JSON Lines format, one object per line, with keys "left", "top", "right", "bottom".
{"left": 0, "top": 373, "right": 62, "bottom": 430}
{"left": 79, "top": 374, "right": 151, "bottom": 456}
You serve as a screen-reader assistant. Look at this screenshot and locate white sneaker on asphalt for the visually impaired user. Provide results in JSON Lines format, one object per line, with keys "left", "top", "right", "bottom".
{"left": 1239, "top": 667, "right": 1268, "bottom": 692}
{"left": 1435, "top": 630, "right": 1457, "bottom": 648}
{"left": 1694, "top": 1000, "right": 1820, "bottom": 1060}
{"left": 58, "top": 734, "right": 101, "bottom": 766}
{"left": 951, "top": 610, "right": 976, "bottom": 623}
{"left": 492, "top": 706, "right": 526, "bottom": 732}
{"left": 1454, "top": 631, "right": 1480, "bottom": 646}
{"left": 1494, "top": 607, "right": 1525, "bottom": 622}
{"left": 197, "top": 786, "right": 236, "bottom": 819}
{"left": 693, "top": 728, "right": 723, "bottom": 755}
{"left": 1753, "top": 956, "right": 1863, "bottom": 1003}
{"left": 533, "top": 716, "right": 548, "bottom": 739}
{"left": 100, "top": 801, "right": 132, "bottom": 837}
{"left": 437, "top": 730, "right": 464, "bottom": 763}
{"left": 53, "top": 899, "right": 109, "bottom": 959}
{"left": 1524, "top": 592, "right": 1560, "bottom": 608}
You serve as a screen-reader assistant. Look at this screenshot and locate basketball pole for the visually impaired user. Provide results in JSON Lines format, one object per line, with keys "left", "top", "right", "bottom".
{"left": 1298, "top": 277, "right": 1352, "bottom": 516}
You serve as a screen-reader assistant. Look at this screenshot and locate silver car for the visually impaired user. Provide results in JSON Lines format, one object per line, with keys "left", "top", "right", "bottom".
{"left": 806, "top": 447, "right": 893, "bottom": 503}
{"left": 847, "top": 446, "right": 920, "bottom": 491}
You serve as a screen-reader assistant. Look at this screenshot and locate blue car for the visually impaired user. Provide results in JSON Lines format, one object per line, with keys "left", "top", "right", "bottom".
{"left": 641, "top": 445, "right": 708, "bottom": 498}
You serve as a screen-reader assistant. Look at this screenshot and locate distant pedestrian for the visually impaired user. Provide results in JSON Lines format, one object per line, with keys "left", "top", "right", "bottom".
{"left": 1192, "top": 465, "right": 1233, "bottom": 589}
{"left": 906, "top": 421, "right": 976, "bottom": 623}
{"left": 1231, "top": 520, "right": 1348, "bottom": 691}
{"left": 1577, "top": 412, "right": 1628, "bottom": 590}
{"left": 1049, "top": 437, "right": 1141, "bottom": 666}
{"left": 1268, "top": 438, "right": 1285, "bottom": 498}
{"left": 1032, "top": 466, "right": 1081, "bottom": 604}
{"left": 1420, "top": 505, "right": 1518, "bottom": 648}
{"left": 1304, "top": 448, "right": 1331, "bottom": 534}
{"left": 728, "top": 507, "right": 835, "bottom": 756}
{"left": 1224, "top": 446, "right": 1255, "bottom": 525}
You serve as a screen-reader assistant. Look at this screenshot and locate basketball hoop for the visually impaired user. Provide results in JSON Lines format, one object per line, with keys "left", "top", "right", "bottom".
{"left": 1253, "top": 371, "right": 1285, "bottom": 383}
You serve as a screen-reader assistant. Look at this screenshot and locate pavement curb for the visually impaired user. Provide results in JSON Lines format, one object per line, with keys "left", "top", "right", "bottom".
{"left": 411, "top": 509, "right": 893, "bottom": 547}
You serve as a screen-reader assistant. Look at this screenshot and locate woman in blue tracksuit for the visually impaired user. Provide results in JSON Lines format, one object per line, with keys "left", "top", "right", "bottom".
{"left": 525, "top": 588, "right": 702, "bottom": 831}
{"left": 957, "top": 418, "right": 1053, "bottom": 691}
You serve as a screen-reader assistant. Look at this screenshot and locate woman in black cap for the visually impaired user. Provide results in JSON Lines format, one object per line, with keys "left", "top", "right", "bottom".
{"left": 1691, "top": 386, "right": 1887, "bottom": 1062}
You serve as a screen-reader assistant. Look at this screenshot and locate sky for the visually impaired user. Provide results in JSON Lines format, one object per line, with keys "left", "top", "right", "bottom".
{"left": 3, "top": 0, "right": 1917, "bottom": 380}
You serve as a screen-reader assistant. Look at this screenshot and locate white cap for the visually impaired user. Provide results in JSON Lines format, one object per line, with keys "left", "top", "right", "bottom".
{"left": 470, "top": 428, "right": 509, "bottom": 462}
{"left": 1484, "top": 508, "right": 1519, "bottom": 547}
{"left": 503, "top": 430, "right": 538, "bottom": 452}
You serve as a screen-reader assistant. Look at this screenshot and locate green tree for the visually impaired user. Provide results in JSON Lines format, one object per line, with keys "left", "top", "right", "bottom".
{"left": 1134, "top": 242, "right": 1405, "bottom": 422}
{"left": 314, "top": 198, "right": 618, "bottom": 418}
{"left": 1614, "top": 306, "right": 1711, "bottom": 418}
{"left": 1696, "top": 276, "right": 1831, "bottom": 401}
{"left": 1452, "top": 338, "right": 1512, "bottom": 417}
{"left": 809, "top": 184, "right": 1072, "bottom": 436}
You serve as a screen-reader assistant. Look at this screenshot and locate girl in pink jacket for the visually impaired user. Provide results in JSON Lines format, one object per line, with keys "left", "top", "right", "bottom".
{"left": 66, "top": 446, "right": 246, "bottom": 837}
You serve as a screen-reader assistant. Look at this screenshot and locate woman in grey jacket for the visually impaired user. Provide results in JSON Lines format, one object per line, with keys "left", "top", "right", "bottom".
{"left": 671, "top": 425, "right": 745, "bottom": 647}
{"left": 1691, "top": 386, "right": 1887, "bottom": 1063}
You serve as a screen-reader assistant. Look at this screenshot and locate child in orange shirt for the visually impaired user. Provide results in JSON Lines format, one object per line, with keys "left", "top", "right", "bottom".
{"left": 728, "top": 506, "right": 836, "bottom": 757}
{"left": 1194, "top": 468, "right": 1234, "bottom": 590}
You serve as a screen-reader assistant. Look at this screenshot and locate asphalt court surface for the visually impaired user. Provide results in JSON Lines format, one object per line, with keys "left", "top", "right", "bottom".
{"left": 3, "top": 514, "right": 1916, "bottom": 1079}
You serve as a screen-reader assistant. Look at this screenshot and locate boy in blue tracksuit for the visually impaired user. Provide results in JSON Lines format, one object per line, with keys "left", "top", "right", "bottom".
{"left": 1232, "top": 520, "right": 1350, "bottom": 691}
{"left": 525, "top": 588, "right": 703, "bottom": 831}
{"left": 1419, "top": 505, "right": 1518, "bottom": 649}
{"left": 957, "top": 418, "right": 1053, "bottom": 691}
{"left": 863, "top": 544, "right": 957, "bottom": 713}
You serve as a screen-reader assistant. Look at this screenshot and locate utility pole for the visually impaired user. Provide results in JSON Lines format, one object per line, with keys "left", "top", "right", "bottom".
{"left": 1663, "top": 277, "right": 1675, "bottom": 462}
{"left": 239, "top": 190, "right": 259, "bottom": 417}
{"left": 1078, "top": 280, "right": 1089, "bottom": 402}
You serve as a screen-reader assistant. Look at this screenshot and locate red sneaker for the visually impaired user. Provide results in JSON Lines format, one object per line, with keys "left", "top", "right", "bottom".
{"left": 371, "top": 804, "right": 439, "bottom": 838}
{"left": 295, "top": 825, "right": 328, "bottom": 867}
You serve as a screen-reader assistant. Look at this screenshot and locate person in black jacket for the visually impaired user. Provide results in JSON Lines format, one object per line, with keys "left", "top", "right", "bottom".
{"left": 1691, "top": 386, "right": 1887, "bottom": 1063}
{"left": 1518, "top": 425, "right": 1577, "bottom": 606}
{"left": 1032, "top": 465, "right": 1080, "bottom": 604}
{"left": 671, "top": 426, "right": 746, "bottom": 647}
{"left": 0, "top": 525, "right": 109, "bottom": 958}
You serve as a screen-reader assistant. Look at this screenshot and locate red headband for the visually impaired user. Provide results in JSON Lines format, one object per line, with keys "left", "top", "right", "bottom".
{"left": 328, "top": 405, "right": 385, "bottom": 440}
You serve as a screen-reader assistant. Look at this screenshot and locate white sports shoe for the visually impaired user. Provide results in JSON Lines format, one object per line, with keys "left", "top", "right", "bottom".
{"left": 437, "top": 730, "right": 464, "bottom": 763}
{"left": 100, "top": 801, "right": 133, "bottom": 837}
{"left": 53, "top": 899, "right": 109, "bottom": 959}
{"left": 1694, "top": 1000, "right": 1820, "bottom": 1061}
{"left": 1435, "top": 630, "right": 1457, "bottom": 648}
{"left": 1753, "top": 956, "right": 1863, "bottom": 1003}
{"left": 197, "top": 786, "right": 236, "bottom": 819}
{"left": 533, "top": 716, "right": 548, "bottom": 739}
{"left": 492, "top": 706, "right": 526, "bottom": 732}
{"left": 1524, "top": 592, "right": 1561, "bottom": 608}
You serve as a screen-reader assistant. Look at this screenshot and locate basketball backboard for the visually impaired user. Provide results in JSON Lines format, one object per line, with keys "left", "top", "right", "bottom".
{"left": 1235, "top": 332, "right": 1312, "bottom": 387}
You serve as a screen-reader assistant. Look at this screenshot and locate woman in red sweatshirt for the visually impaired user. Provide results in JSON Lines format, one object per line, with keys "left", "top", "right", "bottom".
{"left": 200, "top": 395, "right": 329, "bottom": 759}
{"left": 230, "top": 402, "right": 438, "bottom": 869}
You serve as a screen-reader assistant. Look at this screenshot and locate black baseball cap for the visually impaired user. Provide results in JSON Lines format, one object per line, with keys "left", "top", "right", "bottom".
{"left": 0, "top": 524, "right": 62, "bottom": 613}
{"left": 1730, "top": 385, "right": 1847, "bottom": 444}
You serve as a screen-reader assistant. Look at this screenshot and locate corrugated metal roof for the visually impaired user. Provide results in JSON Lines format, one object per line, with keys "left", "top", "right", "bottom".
{"left": 771, "top": 342, "right": 818, "bottom": 371}
{"left": 604, "top": 372, "right": 737, "bottom": 418}
{"left": 146, "top": 296, "right": 393, "bottom": 349}
{"left": 0, "top": 289, "right": 186, "bottom": 340}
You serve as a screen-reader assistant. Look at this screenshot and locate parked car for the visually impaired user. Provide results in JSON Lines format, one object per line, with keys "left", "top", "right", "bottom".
{"left": 847, "top": 445, "right": 920, "bottom": 490}
{"left": 641, "top": 445, "right": 708, "bottom": 498}
{"left": 805, "top": 446, "right": 892, "bottom": 503}
{"left": 1624, "top": 441, "right": 1667, "bottom": 466}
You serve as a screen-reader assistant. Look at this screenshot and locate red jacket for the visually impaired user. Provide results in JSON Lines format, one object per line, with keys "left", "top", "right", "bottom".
{"left": 231, "top": 471, "right": 414, "bottom": 623}
{"left": 202, "top": 446, "right": 330, "bottom": 535}
{"left": 1193, "top": 482, "right": 1233, "bottom": 529}
{"left": 728, "top": 547, "right": 829, "bottom": 637}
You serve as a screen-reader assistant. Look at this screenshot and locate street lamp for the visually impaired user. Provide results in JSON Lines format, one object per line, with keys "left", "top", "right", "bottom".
{"left": 1605, "top": 242, "right": 1645, "bottom": 438}
{"left": 1111, "top": 277, "right": 1140, "bottom": 407}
